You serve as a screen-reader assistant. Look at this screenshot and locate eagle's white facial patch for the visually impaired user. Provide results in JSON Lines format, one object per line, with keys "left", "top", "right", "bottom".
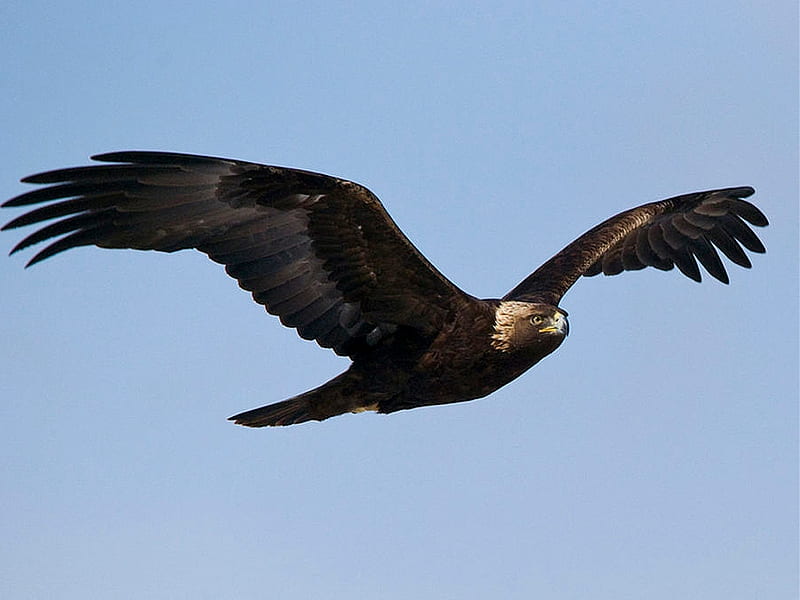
{"left": 491, "top": 301, "right": 534, "bottom": 351}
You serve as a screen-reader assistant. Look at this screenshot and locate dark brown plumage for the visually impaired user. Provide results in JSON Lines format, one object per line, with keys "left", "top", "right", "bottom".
{"left": 2, "top": 152, "right": 768, "bottom": 426}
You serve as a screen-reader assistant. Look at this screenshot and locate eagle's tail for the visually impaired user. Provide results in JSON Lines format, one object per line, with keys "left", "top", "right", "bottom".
{"left": 229, "top": 395, "right": 314, "bottom": 427}
{"left": 228, "top": 371, "right": 378, "bottom": 427}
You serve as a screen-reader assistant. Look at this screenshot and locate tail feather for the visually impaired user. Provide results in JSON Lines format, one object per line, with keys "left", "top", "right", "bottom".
{"left": 228, "top": 370, "right": 380, "bottom": 427}
{"left": 229, "top": 396, "right": 315, "bottom": 427}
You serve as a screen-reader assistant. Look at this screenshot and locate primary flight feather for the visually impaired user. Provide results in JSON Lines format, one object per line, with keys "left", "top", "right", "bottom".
{"left": 2, "top": 152, "right": 768, "bottom": 426}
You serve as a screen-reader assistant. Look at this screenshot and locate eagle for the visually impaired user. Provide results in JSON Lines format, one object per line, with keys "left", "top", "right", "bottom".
{"left": 2, "top": 152, "right": 768, "bottom": 427}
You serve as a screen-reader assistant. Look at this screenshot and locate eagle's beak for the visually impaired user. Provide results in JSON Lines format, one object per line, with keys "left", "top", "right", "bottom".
{"left": 539, "top": 311, "right": 569, "bottom": 336}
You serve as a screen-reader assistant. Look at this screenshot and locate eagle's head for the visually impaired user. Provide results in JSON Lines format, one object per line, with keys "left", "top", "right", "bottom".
{"left": 490, "top": 301, "right": 569, "bottom": 354}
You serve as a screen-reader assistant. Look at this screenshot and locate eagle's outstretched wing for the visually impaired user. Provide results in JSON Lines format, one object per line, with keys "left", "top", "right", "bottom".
{"left": 3, "top": 151, "right": 470, "bottom": 357}
{"left": 504, "top": 187, "right": 767, "bottom": 306}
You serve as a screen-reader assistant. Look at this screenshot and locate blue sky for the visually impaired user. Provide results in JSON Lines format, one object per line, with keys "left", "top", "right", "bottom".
{"left": 1, "top": 2, "right": 797, "bottom": 598}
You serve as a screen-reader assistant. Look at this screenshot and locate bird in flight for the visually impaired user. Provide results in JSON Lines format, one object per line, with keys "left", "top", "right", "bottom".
{"left": 3, "top": 152, "right": 768, "bottom": 426}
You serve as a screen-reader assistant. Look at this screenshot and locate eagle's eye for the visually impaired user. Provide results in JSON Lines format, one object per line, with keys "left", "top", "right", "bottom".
{"left": 530, "top": 315, "right": 543, "bottom": 325}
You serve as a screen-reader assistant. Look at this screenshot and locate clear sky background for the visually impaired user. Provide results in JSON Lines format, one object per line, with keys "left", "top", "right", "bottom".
{"left": 1, "top": 2, "right": 797, "bottom": 599}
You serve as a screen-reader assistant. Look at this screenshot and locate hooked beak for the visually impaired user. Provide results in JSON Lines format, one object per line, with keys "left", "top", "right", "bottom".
{"left": 538, "top": 311, "right": 569, "bottom": 336}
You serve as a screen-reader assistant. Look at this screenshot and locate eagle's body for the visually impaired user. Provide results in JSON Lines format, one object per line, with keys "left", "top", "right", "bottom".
{"left": 2, "top": 152, "right": 767, "bottom": 426}
{"left": 238, "top": 300, "right": 567, "bottom": 425}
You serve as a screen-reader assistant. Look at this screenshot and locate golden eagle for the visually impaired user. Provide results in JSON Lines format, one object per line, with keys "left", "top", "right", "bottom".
{"left": 2, "top": 152, "right": 768, "bottom": 426}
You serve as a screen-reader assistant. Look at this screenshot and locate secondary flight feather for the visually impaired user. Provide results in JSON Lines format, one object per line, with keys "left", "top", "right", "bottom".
{"left": 2, "top": 152, "right": 768, "bottom": 426}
